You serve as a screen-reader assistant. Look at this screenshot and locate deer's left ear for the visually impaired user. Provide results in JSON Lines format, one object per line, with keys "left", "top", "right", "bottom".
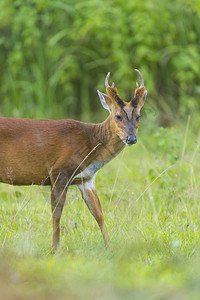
{"left": 97, "top": 90, "right": 111, "bottom": 113}
{"left": 139, "top": 89, "right": 147, "bottom": 108}
{"left": 132, "top": 87, "right": 147, "bottom": 110}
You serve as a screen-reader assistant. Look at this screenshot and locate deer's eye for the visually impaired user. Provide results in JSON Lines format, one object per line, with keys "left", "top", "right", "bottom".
{"left": 136, "top": 115, "right": 141, "bottom": 121}
{"left": 115, "top": 115, "right": 122, "bottom": 122}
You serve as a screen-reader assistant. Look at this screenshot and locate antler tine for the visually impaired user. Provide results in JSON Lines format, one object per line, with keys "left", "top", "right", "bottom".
{"left": 105, "top": 72, "right": 114, "bottom": 88}
{"left": 134, "top": 69, "right": 144, "bottom": 87}
{"left": 105, "top": 72, "right": 110, "bottom": 87}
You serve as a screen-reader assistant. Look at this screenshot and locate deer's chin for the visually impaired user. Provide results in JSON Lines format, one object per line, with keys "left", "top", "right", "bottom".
{"left": 117, "top": 133, "right": 136, "bottom": 146}
{"left": 116, "top": 135, "right": 130, "bottom": 146}
{"left": 117, "top": 134, "right": 127, "bottom": 146}
{"left": 120, "top": 138, "right": 133, "bottom": 146}
{"left": 120, "top": 138, "right": 136, "bottom": 146}
{"left": 124, "top": 141, "right": 134, "bottom": 146}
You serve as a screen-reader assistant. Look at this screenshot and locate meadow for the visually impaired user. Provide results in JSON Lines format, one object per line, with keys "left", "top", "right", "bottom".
{"left": 0, "top": 113, "right": 200, "bottom": 300}
{"left": 0, "top": 1, "right": 200, "bottom": 299}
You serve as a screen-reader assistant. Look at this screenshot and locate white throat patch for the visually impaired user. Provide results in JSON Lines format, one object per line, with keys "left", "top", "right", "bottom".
{"left": 74, "top": 160, "right": 107, "bottom": 180}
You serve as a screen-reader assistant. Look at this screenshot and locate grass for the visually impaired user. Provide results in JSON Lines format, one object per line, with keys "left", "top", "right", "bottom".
{"left": 0, "top": 116, "right": 200, "bottom": 300}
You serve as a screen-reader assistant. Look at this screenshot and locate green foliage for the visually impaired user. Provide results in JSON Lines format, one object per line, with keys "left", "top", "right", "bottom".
{"left": 0, "top": 2, "right": 200, "bottom": 297}
{"left": 0, "top": 0, "right": 199, "bottom": 122}
{"left": 0, "top": 121, "right": 200, "bottom": 299}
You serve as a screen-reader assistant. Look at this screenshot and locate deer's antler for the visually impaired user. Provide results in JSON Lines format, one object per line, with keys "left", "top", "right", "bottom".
{"left": 105, "top": 72, "right": 114, "bottom": 88}
{"left": 134, "top": 69, "right": 144, "bottom": 88}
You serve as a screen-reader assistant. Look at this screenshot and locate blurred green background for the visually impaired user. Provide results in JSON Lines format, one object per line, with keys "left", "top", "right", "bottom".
{"left": 0, "top": 0, "right": 200, "bottom": 124}
{"left": 1, "top": 1, "right": 200, "bottom": 300}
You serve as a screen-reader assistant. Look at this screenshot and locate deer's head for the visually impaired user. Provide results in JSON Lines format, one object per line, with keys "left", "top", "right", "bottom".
{"left": 97, "top": 69, "right": 147, "bottom": 145}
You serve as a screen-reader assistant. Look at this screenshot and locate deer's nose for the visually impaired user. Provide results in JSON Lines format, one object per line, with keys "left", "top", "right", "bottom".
{"left": 126, "top": 136, "right": 137, "bottom": 145}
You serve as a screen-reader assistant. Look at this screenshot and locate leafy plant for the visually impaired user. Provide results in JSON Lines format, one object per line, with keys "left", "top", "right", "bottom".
{"left": 0, "top": 0, "right": 199, "bottom": 122}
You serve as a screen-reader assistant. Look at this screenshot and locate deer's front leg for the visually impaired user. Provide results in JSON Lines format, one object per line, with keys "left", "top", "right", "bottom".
{"left": 50, "top": 175, "right": 69, "bottom": 251}
{"left": 78, "top": 177, "right": 110, "bottom": 246}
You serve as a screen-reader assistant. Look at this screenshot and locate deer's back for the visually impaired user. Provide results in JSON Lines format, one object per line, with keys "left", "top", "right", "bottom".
{"left": 0, "top": 118, "right": 94, "bottom": 185}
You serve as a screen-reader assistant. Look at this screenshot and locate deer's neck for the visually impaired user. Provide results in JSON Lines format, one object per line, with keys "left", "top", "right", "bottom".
{"left": 72, "top": 117, "right": 125, "bottom": 184}
{"left": 93, "top": 115, "right": 125, "bottom": 162}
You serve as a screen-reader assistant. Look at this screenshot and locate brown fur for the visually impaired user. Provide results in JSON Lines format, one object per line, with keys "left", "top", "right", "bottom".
{"left": 0, "top": 77, "right": 147, "bottom": 251}
{"left": 106, "top": 87, "right": 124, "bottom": 108}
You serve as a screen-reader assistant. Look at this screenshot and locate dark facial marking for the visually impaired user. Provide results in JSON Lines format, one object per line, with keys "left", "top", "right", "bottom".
{"left": 115, "top": 95, "right": 125, "bottom": 109}
{"left": 122, "top": 108, "right": 128, "bottom": 119}
{"left": 131, "top": 94, "right": 139, "bottom": 108}
{"left": 106, "top": 87, "right": 125, "bottom": 109}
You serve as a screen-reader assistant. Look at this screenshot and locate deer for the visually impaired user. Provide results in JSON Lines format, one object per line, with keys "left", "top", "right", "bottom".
{"left": 0, "top": 69, "right": 147, "bottom": 251}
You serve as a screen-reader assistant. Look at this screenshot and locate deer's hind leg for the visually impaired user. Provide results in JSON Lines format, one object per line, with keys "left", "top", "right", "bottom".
{"left": 50, "top": 172, "right": 69, "bottom": 251}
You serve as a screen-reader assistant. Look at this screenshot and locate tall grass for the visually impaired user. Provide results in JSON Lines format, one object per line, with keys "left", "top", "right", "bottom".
{"left": 0, "top": 116, "right": 199, "bottom": 299}
{"left": 0, "top": 0, "right": 200, "bottom": 122}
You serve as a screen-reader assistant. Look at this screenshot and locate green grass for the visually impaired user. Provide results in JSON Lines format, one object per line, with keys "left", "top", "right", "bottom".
{"left": 0, "top": 118, "right": 200, "bottom": 300}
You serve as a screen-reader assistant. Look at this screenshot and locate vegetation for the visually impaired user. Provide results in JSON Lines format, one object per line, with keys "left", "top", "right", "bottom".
{"left": 0, "top": 0, "right": 200, "bottom": 299}
{"left": 0, "top": 0, "right": 200, "bottom": 122}
{"left": 0, "top": 116, "right": 200, "bottom": 299}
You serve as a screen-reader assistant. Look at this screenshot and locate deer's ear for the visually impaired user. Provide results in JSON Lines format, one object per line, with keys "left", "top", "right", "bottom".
{"left": 97, "top": 90, "right": 111, "bottom": 113}
{"left": 138, "top": 89, "right": 147, "bottom": 110}
{"left": 132, "top": 87, "right": 147, "bottom": 110}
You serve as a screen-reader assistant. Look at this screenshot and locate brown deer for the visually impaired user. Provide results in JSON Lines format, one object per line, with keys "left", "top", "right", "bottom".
{"left": 0, "top": 69, "right": 147, "bottom": 250}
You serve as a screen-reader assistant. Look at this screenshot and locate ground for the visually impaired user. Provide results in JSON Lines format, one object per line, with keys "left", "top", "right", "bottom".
{"left": 0, "top": 118, "right": 200, "bottom": 300}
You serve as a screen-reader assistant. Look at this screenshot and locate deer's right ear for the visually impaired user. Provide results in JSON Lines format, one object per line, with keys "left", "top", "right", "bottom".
{"left": 97, "top": 90, "right": 111, "bottom": 113}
